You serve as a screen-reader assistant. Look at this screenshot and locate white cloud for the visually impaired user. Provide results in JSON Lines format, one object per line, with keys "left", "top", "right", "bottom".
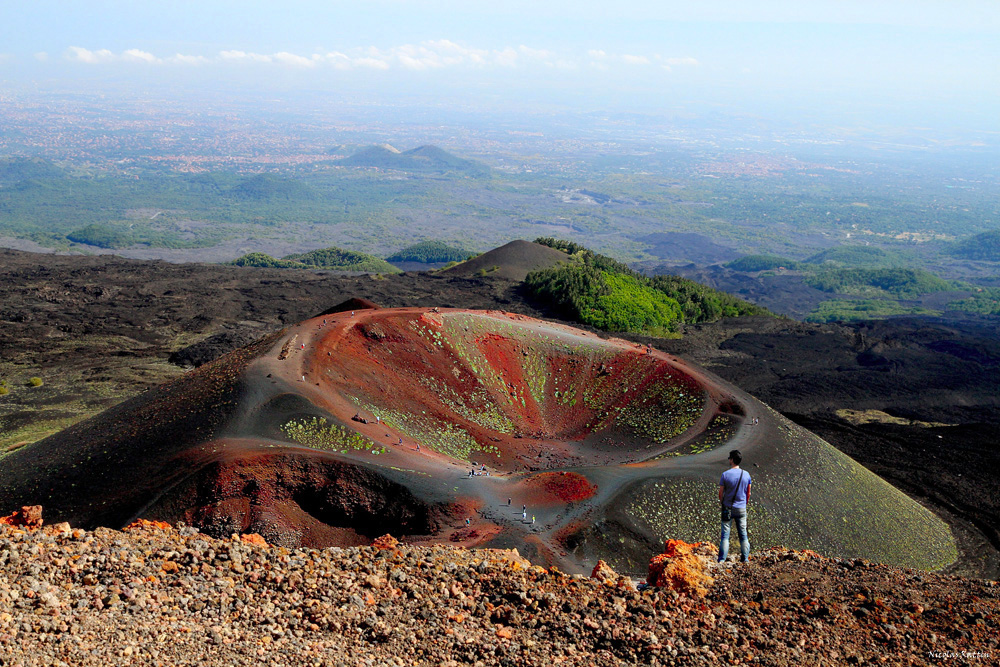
{"left": 662, "top": 56, "right": 699, "bottom": 70}
{"left": 123, "top": 49, "right": 159, "bottom": 64}
{"left": 168, "top": 54, "right": 209, "bottom": 66}
{"left": 352, "top": 56, "right": 390, "bottom": 70}
{"left": 66, "top": 46, "right": 116, "bottom": 64}
{"left": 219, "top": 50, "right": 272, "bottom": 64}
{"left": 620, "top": 54, "right": 651, "bottom": 66}
{"left": 34, "top": 52, "right": 49, "bottom": 62}
{"left": 273, "top": 51, "right": 316, "bottom": 68}
{"left": 55, "top": 43, "right": 685, "bottom": 76}
{"left": 517, "top": 45, "right": 554, "bottom": 62}
{"left": 494, "top": 47, "right": 519, "bottom": 67}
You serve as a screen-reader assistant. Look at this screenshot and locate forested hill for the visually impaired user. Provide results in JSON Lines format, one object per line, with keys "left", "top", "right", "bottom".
{"left": 335, "top": 145, "right": 489, "bottom": 175}
{"left": 950, "top": 230, "right": 1000, "bottom": 261}
{"left": 230, "top": 246, "right": 400, "bottom": 273}
{"left": 523, "top": 238, "right": 772, "bottom": 336}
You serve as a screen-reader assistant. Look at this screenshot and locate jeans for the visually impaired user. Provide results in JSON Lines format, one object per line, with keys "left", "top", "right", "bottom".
{"left": 719, "top": 506, "right": 749, "bottom": 562}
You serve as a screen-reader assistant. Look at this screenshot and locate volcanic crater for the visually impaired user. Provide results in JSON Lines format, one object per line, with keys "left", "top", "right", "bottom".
{"left": 0, "top": 306, "right": 957, "bottom": 574}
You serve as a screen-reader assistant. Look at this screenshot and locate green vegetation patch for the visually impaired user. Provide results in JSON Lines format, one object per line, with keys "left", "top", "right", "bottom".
{"left": 525, "top": 238, "right": 771, "bottom": 336}
{"left": 352, "top": 399, "right": 499, "bottom": 462}
{"left": 280, "top": 417, "right": 385, "bottom": 454}
{"left": 725, "top": 254, "right": 800, "bottom": 272}
{"left": 418, "top": 376, "right": 514, "bottom": 434}
{"left": 285, "top": 247, "right": 401, "bottom": 273}
{"left": 0, "top": 157, "right": 65, "bottom": 183}
{"left": 803, "top": 245, "right": 905, "bottom": 268}
{"left": 616, "top": 383, "right": 704, "bottom": 444}
{"left": 66, "top": 223, "right": 133, "bottom": 249}
{"left": 229, "top": 174, "right": 315, "bottom": 201}
{"left": 623, "top": 420, "right": 956, "bottom": 570}
{"left": 0, "top": 414, "right": 86, "bottom": 457}
{"left": 230, "top": 246, "right": 402, "bottom": 273}
{"left": 585, "top": 271, "right": 683, "bottom": 334}
{"left": 949, "top": 230, "right": 1000, "bottom": 261}
{"left": 805, "top": 299, "right": 939, "bottom": 323}
{"left": 804, "top": 268, "right": 954, "bottom": 298}
{"left": 229, "top": 252, "right": 304, "bottom": 268}
{"left": 66, "top": 221, "right": 215, "bottom": 250}
{"left": 387, "top": 240, "right": 474, "bottom": 263}
{"left": 947, "top": 287, "right": 1000, "bottom": 316}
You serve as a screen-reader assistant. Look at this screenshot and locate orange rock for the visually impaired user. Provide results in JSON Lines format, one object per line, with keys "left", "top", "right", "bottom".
{"left": 161, "top": 561, "right": 180, "bottom": 573}
{"left": 647, "top": 539, "right": 715, "bottom": 598}
{"left": 372, "top": 534, "right": 399, "bottom": 550}
{"left": 495, "top": 626, "right": 513, "bottom": 640}
{"left": 240, "top": 533, "right": 268, "bottom": 547}
{"left": 0, "top": 505, "right": 43, "bottom": 529}
{"left": 590, "top": 559, "right": 618, "bottom": 584}
{"left": 124, "top": 519, "right": 172, "bottom": 532}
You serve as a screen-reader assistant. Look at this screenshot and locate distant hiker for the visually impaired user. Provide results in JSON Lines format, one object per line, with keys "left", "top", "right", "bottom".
{"left": 718, "top": 449, "right": 752, "bottom": 563}
{"left": 522, "top": 509, "right": 527, "bottom": 520}
{"left": 531, "top": 515, "right": 535, "bottom": 525}
{"left": 398, "top": 437, "right": 403, "bottom": 445}
{"left": 522, "top": 504, "right": 526, "bottom": 513}
{"left": 416, "top": 443, "right": 420, "bottom": 452}
{"left": 375, "top": 416, "right": 380, "bottom": 424}
{"left": 507, "top": 498, "right": 511, "bottom": 506}
{"left": 466, "top": 518, "right": 471, "bottom": 526}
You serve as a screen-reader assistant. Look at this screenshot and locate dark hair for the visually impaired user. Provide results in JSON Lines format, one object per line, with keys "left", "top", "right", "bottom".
{"left": 729, "top": 449, "right": 742, "bottom": 465}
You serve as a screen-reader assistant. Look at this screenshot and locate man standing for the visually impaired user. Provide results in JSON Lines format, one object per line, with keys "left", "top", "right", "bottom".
{"left": 718, "top": 449, "right": 751, "bottom": 563}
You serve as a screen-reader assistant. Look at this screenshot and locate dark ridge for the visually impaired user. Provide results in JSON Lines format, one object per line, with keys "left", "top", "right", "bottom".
{"left": 316, "top": 297, "right": 382, "bottom": 317}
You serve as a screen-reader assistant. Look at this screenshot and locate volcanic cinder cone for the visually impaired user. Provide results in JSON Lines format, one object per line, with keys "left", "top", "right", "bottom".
{"left": 0, "top": 308, "right": 956, "bottom": 573}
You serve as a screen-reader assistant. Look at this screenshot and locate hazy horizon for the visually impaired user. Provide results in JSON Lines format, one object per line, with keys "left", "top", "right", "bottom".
{"left": 1, "top": 1, "right": 998, "bottom": 137}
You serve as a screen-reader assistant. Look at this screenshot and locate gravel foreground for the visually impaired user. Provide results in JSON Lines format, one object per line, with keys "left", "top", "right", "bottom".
{"left": 0, "top": 519, "right": 996, "bottom": 667}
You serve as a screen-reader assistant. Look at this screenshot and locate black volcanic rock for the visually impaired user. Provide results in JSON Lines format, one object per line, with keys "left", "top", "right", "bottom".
{"left": 638, "top": 232, "right": 741, "bottom": 264}
{"left": 169, "top": 328, "right": 269, "bottom": 368}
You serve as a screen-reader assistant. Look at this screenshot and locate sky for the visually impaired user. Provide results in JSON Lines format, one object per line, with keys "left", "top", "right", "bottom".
{"left": 1, "top": 1, "right": 998, "bottom": 131}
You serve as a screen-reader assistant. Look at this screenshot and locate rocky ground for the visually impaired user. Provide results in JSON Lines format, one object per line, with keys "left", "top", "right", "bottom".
{"left": 0, "top": 513, "right": 995, "bottom": 667}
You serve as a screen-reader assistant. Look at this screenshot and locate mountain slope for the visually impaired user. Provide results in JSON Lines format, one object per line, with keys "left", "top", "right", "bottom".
{"left": 0, "top": 307, "right": 957, "bottom": 574}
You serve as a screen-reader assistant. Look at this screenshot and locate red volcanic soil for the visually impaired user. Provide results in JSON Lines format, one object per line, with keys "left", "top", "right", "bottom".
{"left": 0, "top": 306, "right": 745, "bottom": 572}
{"left": 520, "top": 472, "right": 597, "bottom": 504}
{"left": 292, "top": 308, "right": 719, "bottom": 475}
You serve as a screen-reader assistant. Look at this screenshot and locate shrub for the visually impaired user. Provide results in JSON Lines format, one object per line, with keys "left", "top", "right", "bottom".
{"left": 283, "top": 247, "right": 401, "bottom": 273}
{"left": 27, "top": 377, "right": 43, "bottom": 387}
{"left": 725, "top": 254, "right": 800, "bottom": 272}
{"left": 386, "top": 240, "right": 474, "bottom": 263}
{"left": 229, "top": 252, "right": 303, "bottom": 268}
{"left": 0, "top": 386, "right": 9, "bottom": 396}
{"left": 523, "top": 241, "right": 771, "bottom": 335}
{"left": 804, "top": 268, "right": 953, "bottom": 298}
{"left": 949, "top": 230, "right": 1000, "bottom": 261}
